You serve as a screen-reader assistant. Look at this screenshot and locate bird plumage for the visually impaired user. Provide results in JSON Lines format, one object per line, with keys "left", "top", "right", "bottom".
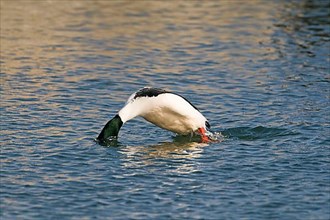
{"left": 97, "top": 87, "right": 210, "bottom": 142}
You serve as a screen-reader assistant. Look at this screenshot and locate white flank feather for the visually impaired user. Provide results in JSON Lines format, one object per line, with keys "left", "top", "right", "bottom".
{"left": 118, "top": 92, "right": 207, "bottom": 135}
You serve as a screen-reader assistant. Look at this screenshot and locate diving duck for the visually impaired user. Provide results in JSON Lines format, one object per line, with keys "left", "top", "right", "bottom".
{"left": 97, "top": 87, "right": 211, "bottom": 142}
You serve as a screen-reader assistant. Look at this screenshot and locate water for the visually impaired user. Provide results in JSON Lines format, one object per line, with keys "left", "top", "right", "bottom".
{"left": 1, "top": 1, "right": 329, "bottom": 219}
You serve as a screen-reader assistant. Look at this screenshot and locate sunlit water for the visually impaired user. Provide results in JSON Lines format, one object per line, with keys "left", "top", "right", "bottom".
{"left": 1, "top": 1, "right": 329, "bottom": 219}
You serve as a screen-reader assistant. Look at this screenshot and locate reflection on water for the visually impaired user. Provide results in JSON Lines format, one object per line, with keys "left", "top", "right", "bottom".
{"left": 1, "top": 0, "right": 278, "bottom": 75}
{"left": 120, "top": 141, "right": 207, "bottom": 174}
{"left": 124, "top": 141, "right": 206, "bottom": 159}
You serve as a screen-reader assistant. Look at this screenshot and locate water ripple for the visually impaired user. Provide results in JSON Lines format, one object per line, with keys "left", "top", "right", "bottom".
{"left": 1, "top": 1, "right": 329, "bottom": 219}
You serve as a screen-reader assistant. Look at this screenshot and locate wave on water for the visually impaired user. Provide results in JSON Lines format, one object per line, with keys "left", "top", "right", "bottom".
{"left": 220, "top": 126, "right": 298, "bottom": 141}
{"left": 95, "top": 126, "right": 297, "bottom": 147}
{"left": 171, "top": 126, "right": 297, "bottom": 143}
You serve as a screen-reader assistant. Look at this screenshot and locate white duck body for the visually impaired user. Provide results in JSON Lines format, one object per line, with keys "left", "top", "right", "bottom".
{"left": 118, "top": 88, "right": 208, "bottom": 135}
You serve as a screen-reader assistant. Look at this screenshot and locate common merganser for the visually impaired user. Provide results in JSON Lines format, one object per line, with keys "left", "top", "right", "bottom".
{"left": 97, "top": 87, "right": 211, "bottom": 142}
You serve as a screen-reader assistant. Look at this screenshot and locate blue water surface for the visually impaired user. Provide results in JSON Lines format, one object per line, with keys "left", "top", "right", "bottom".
{"left": 1, "top": 1, "right": 329, "bottom": 219}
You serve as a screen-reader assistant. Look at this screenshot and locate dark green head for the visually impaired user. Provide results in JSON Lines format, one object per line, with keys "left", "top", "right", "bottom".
{"left": 97, "top": 114, "right": 123, "bottom": 142}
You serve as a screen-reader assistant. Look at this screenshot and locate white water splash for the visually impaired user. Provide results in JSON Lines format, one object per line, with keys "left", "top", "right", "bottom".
{"left": 206, "top": 131, "right": 225, "bottom": 142}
